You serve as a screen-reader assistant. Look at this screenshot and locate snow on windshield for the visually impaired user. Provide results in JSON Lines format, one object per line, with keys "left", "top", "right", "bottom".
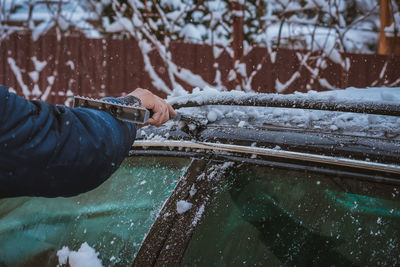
{"left": 57, "top": 242, "right": 103, "bottom": 267}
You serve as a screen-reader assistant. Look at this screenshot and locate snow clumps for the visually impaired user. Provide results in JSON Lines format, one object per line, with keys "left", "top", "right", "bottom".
{"left": 176, "top": 200, "right": 193, "bottom": 214}
{"left": 57, "top": 242, "right": 103, "bottom": 267}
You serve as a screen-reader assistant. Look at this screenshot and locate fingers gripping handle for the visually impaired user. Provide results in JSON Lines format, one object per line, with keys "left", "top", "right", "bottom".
{"left": 148, "top": 109, "right": 181, "bottom": 122}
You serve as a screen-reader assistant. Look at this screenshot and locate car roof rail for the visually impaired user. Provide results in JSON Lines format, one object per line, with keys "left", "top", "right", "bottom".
{"left": 171, "top": 94, "right": 400, "bottom": 117}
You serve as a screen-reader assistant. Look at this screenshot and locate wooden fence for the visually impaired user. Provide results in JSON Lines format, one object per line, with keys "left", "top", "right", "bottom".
{"left": 1, "top": 33, "right": 400, "bottom": 105}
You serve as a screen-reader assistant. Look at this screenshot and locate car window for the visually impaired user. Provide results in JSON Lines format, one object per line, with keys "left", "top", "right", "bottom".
{"left": 0, "top": 156, "right": 190, "bottom": 267}
{"left": 181, "top": 164, "right": 400, "bottom": 266}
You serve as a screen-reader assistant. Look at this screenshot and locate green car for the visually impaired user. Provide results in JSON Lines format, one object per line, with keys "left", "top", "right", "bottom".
{"left": 1, "top": 89, "right": 399, "bottom": 266}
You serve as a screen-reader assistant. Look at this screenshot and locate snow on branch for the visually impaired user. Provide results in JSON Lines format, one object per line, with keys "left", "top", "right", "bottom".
{"left": 7, "top": 57, "right": 31, "bottom": 98}
{"left": 275, "top": 71, "right": 301, "bottom": 93}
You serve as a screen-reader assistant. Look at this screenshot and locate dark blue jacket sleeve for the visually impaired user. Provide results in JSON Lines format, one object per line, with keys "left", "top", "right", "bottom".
{"left": 0, "top": 86, "right": 137, "bottom": 198}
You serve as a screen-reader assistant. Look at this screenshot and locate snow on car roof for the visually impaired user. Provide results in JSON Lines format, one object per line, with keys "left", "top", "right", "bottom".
{"left": 163, "top": 87, "right": 400, "bottom": 141}
{"left": 167, "top": 86, "right": 400, "bottom": 106}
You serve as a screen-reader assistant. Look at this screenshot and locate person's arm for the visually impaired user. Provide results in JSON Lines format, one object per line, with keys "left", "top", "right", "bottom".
{"left": 0, "top": 86, "right": 175, "bottom": 198}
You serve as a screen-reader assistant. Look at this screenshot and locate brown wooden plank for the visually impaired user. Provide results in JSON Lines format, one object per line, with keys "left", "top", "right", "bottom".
{"left": 43, "top": 34, "right": 61, "bottom": 103}
{"left": 0, "top": 36, "right": 10, "bottom": 87}
{"left": 195, "top": 43, "right": 215, "bottom": 85}
{"left": 4, "top": 34, "right": 19, "bottom": 94}
{"left": 247, "top": 47, "right": 274, "bottom": 93}
{"left": 87, "top": 38, "right": 108, "bottom": 99}
{"left": 125, "top": 39, "right": 144, "bottom": 94}
{"left": 83, "top": 37, "right": 101, "bottom": 98}
{"left": 170, "top": 42, "right": 196, "bottom": 93}
{"left": 318, "top": 53, "right": 342, "bottom": 90}
{"left": 55, "top": 36, "right": 70, "bottom": 105}
{"left": 347, "top": 53, "right": 369, "bottom": 88}
{"left": 148, "top": 45, "right": 172, "bottom": 97}
{"left": 78, "top": 35, "right": 95, "bottom": 98}
{"left": 215, "top": 48, "right": 235, "bottom": 90}
{"left": 66, "top": 36, "right": 81, "bottom": 97}
{"left": 385, "top": 55, "right": 400, "bottom": 86}
{"left": 274, "top": 49, "right": 299, "bottom": 93}
{"left": 31, "top": 34, "right": 44, "bottom": 99}
{"left": 15, "top": 34, "right": 32, "bottom": 98}
{"left": 105, "top": 38, "right": 125, "bottom": 97}
{"left": 37, "top": 35, "right": 49, "bottom": 100}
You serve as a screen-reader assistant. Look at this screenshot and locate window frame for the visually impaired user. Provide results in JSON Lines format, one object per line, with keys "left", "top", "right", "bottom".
{"left": 130, "top": 137, "right": 400, "bottom": 266}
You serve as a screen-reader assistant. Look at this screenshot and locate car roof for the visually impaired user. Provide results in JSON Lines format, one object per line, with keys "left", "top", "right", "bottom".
{"left": 132, "top": 88, "right": 400, "bottom": 266}
{"left": 133, "top": 87, "right": 400, "bottom": 183}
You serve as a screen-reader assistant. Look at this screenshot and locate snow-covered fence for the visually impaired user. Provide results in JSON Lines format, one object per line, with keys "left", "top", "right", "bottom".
{"left": 1, "top": 33, "right": 400, "bottom": 105}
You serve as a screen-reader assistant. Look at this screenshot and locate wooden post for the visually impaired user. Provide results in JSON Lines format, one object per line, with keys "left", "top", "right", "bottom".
{"left": 232, "top": 1, "right": 244, "bottom": 61}
{"left": 378, "top": 0, "right": 400, "bottom": 55}
{"left": 232, "top": 0, "right": 244, "bottom": 89}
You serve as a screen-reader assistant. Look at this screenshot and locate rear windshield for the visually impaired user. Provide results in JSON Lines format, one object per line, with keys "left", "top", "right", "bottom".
{"left": 0, "top": 156, "right": 190, "bottom": 266}
{"left": 182, "top": 165, "right": 400, "bottom": 266}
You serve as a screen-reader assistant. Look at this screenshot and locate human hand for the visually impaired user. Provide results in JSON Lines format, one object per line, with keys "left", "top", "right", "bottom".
{"left": 129, "top": 88, "right": 177, "bottom": 127}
